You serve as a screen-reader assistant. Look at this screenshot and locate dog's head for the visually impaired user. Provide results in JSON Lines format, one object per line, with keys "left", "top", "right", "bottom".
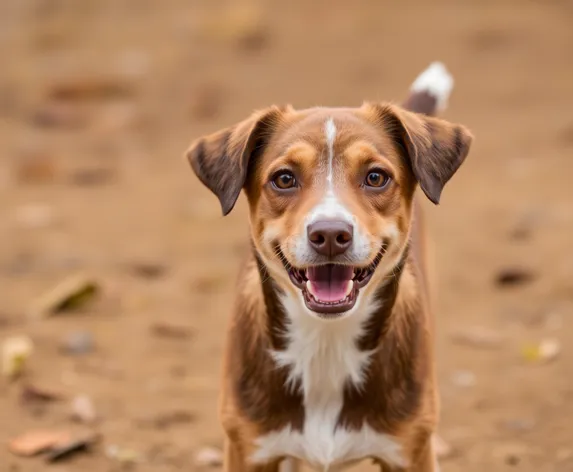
{"left": 187, "top": 104, "right": 472, "bottom": 320}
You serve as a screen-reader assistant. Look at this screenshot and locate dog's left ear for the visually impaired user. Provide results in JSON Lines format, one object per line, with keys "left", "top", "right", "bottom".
{"left": 368, "top": 103, "right": 473, "bottom": 204}
{"left": 186, "top": 106, "right": 286, "bottom": 215}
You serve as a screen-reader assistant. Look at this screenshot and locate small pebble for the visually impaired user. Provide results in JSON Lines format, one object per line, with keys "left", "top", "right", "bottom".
{"left": 521, "top": 338, "right": 561, "bottom": 363}
{"left": 433, "top": 434, "right": 454, "bottom": 460}
{"left": 451, "top": 370, "right": 476, "bottom": 388}
{"left": 106, "top": 444, "right": 142, "bottom": 464}
{"left": 195, "top": 446, "right": 223, "bottom": 467}
{"left": 450, "top": 326, "right": 503, "bottom": 349}
{"left": 500, "top": 418, "right": 536, "bottom": 433}
{"left": 71, "top": 394, "right": 97, "bottom": 423}
{"left": 31, "top": 101, "right": 88, "bottom": 129}
{"left": 538, "top": 338, "right": 561, "bottom": 362}
{"left": 61, "top": 331, "right": 94, "bottom": 356}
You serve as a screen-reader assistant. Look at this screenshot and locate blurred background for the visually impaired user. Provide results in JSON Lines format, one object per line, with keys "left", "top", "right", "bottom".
{"left": 1, "top": 0, "right": 572, "bottom": 471}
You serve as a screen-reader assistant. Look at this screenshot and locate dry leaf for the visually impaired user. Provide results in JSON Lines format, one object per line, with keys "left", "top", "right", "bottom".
{"left": 21, "top": 383, "right": 64, "bottom": 403}
{"left": 28, "top": 274, "right": 99, "bottom": 318}
{"left": 2, "top": 336, "right": 34, "bottom": 378}
{"left": 128, "top": 261, "right": 168, "bottom": 280}
{"left": 494, "top": 267, "right": 535, "bottom": 288}
{"left": 137, "top": 410, "right": 194, "bottom": 430}
{"left": 151, "top": 323, "right": 193, "bottom": 340}
{"left": 46, "top": 433, "right": 99, "bottom": 462}
{"left": 46, "top": 77, "right": 134, "bottom": 102}
{"left": 69, "top": 167, "right": 116, "bottom": 186}
{"left": 9, "top": 430, "right": 71, "bottom": 457}
{"left": 15, "top": 151, "right": 58, "bottom": 184}
{"left": 521, "top": 344, "right": 540, "bottom": 362}
{"left": 31, "top": 101, "right": 88, "bottom": 129}
{"left": 521, "top": 338, "right": 561, "bottom": 363}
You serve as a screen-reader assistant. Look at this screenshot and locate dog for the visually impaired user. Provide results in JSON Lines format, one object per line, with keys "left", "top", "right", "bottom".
{"left": 186, "top": 62, "right": 473, "bottom": 471}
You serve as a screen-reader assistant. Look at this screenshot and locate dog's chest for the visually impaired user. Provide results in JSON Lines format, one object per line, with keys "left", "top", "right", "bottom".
{"left": 251, "top": 302, "right": 405, "bottom": 470}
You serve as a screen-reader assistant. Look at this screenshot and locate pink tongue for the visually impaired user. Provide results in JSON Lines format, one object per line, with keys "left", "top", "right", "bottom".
{"left": 307, "top": 265, "right": 353, "bottom": 302}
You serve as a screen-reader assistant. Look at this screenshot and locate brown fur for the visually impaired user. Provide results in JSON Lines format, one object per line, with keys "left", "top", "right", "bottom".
{"left": 186, "top": 90, "right": 472, "bottom": 471}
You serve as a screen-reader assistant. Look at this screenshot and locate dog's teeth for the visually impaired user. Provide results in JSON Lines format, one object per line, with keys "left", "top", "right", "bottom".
{"left": 344, "top": 280, "right": 354, "bottom": 297}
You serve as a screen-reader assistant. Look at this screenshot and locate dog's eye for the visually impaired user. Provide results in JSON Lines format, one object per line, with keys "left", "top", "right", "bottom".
{"left": 364, "top": 170, "right": 390, "bottom": 189}
{"left": 272, "top": 171, "right": 297, "bottom": 190}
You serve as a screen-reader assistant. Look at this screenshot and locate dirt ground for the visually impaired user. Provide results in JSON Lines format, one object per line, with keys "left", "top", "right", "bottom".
{"left": 1, "top": 0, "right": 573, "bottom": 471}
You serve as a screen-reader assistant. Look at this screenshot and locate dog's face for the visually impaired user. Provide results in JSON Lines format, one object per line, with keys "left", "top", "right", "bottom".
{"left": 187, "top": 104, "right": 472, "bottom": 320}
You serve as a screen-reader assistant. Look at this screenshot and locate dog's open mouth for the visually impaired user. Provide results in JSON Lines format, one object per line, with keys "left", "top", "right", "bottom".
{"left": 279, "top": 249, "right": 385, "bottom": 316}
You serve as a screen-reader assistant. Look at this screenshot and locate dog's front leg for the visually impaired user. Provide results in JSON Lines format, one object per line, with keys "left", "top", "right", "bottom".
{"left": 406, "top": 437, "right": 437, "bottom": 472}
{"left": 224, "top": 439, "right": 281, "bottom": 472}
{"left": 224, "top": 438, "right": 245, "bottom": 472}
{"left": 375, "top": 438, "right": 437, "bottom": 472}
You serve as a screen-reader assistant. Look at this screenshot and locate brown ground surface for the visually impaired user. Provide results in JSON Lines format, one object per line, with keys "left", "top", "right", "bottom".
{"left": 1, "top": 1, "right": 573, "bottom": 471}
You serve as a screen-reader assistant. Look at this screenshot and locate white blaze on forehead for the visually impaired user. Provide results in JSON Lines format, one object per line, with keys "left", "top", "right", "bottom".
{"left": 325, "top": 118, "right": 337, "bottom": 185}
{"left": 305, "top": 117, "right": 352, "bottom": 224}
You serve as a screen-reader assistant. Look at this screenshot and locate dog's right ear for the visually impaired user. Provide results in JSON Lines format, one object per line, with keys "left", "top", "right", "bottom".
{"left": 186, "top": 106, "right": 286, "bottom": 216}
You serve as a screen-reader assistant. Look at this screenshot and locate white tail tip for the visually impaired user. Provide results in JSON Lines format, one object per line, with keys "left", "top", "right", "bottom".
{"left": 410, "top": 61, "right": 454, "bottom": 111}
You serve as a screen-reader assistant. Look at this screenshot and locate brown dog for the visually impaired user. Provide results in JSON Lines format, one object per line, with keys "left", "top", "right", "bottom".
{"left": 186, "top": 63, "right": 473, "bottom": 472}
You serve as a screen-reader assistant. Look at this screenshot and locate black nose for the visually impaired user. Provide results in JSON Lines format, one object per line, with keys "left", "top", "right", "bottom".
{"left": 307, "top": 220, "right": 353, "bottom": 257}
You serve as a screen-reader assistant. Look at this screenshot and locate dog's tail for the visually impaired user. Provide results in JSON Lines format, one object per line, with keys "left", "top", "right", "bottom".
{"left": 403, "top": 61, "right": 453, "bottom": 116}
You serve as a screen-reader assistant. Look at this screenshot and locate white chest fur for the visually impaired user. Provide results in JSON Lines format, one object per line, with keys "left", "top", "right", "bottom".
{"left": 250, "top": 294, "right": 406, "bottom": 471}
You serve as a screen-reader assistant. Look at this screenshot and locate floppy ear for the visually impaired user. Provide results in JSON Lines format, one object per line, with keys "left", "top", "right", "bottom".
{"left": 186, "top": 106, "right": 285, "bottom": 215}
{"left": 369, "top": 103, "right": 473, "bottom": 204}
